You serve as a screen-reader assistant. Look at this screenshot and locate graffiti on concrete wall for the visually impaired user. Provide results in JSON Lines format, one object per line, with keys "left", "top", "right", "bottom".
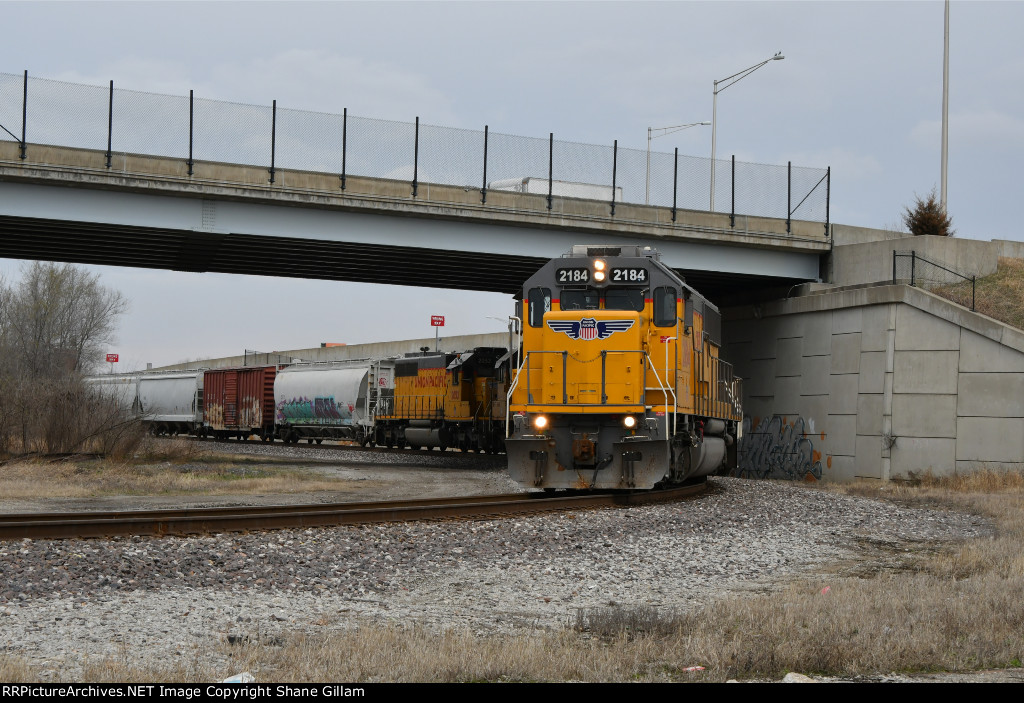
{"left": 736, "top": 414, "right": 825, "bottom": 480}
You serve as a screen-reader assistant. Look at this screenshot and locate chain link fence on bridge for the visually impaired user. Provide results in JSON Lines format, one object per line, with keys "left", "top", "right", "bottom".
{"left": 1, "top": 71, "right": 830, "bottom": 231}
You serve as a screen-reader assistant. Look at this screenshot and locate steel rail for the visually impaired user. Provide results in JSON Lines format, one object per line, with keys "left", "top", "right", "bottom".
{"left": 0, "top": 483, "right": 706, "bottom": 541}
{"left": 196, "top": 437, "right": 504, "bottom": 457}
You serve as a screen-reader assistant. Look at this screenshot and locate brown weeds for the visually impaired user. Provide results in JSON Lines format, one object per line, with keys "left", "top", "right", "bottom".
{"left": 7, "top": 471, "right": 1024, "bottom": 682}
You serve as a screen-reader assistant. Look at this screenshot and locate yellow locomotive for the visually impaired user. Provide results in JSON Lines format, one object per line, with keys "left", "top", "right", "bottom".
{"left": 373, "top": 347, "right": 508, "bottom": 452}
{"left": 506, "top": 245, "right": 742, "bottom": 489}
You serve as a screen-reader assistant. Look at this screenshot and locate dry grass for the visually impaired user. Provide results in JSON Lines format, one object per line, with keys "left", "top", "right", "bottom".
{"left": 934, "top": 256, "right": 1024, "bottom": 330}
{"left": 6, "top": 470, "right": 1023, "bottom": 682}
{"left": 0, "top": 439, "right": 372, "bottom": 499}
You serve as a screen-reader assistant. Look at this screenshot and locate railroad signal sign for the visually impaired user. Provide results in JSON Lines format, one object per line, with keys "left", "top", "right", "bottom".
{"left": 431, "top": 315, "right": 445, "bottom": 327}
{"left": 660, "top": 336, "right": 671, "bottom": 343}
{"left": 106, "top": 353, "right": 119, "bottom": 363}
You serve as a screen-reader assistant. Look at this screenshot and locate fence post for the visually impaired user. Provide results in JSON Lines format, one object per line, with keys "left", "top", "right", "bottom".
{"left": 105, "top": 80, "right": 113, "bottom": 169}
{"left": 20, "top": 70, "right": 27, "bottom": 160}
{"left": 481, "top": 125, "right": 488, "bottom": 204}
{"left": 730, "top": 154, "right": 736, "bottom": 228}
{"left": 269, "top": 99, "right": 277, "bottom": 184}
{"left": 910, "top": 251, "right": 916, "bottom": 286}
{"left": 547, "top": 133, "right": 553, "bottom": 211}
{"left": 611, "top": 139, "right": 617, "bottom": 216}
{"left": 971, "top": 275, "right": 976, "bottom": 311}
{"left": 786, "top": 160, "right": 791, "bottom": 233}
{"left": 671, "top": 147, "right": 678, "bottom": 222}
{"left": 412, "top": 116, "right": 419, "bottom": 197}
{"left": 892, "top": 250, "right": 897, "bottom": 284}
{"left": 825, "top": 166, "right": 831, "bottom": 237}
{"left": 187, "top": 90, "right": 194, "bottom": 176}
{"left": 340, "top": 107, "right": 347, "bottom": 190}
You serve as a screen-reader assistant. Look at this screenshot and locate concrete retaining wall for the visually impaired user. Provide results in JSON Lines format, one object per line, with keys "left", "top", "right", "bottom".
{"left": 723, "top": 285, "right": 1024, "bottom": 481}
{"left": 829, "top": 235, "right": 1007, "bottom": 287}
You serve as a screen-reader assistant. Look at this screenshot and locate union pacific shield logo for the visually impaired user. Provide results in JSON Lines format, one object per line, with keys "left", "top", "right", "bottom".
{"left": 547, "top": 318, "right": 635, "bottom": 341}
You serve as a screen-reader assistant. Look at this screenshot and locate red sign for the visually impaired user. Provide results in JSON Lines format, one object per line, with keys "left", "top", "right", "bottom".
{"left": 105, "top": 353, "right": 119, "bottom": 363}
{"left": 431, "top": 315, "right": 445, "bottom": 327}
{"left": 660, "top": 336, "right": 671, "bottom": 343}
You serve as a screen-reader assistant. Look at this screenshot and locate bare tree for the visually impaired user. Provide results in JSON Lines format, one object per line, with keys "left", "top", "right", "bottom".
{"left": 0, "top": 262, "right": 129, "bottom": 376}
{"left": 0, "top": 262, "right": 133, "bottom": 455}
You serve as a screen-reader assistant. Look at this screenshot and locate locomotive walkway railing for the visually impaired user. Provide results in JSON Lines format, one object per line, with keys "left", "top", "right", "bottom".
{"left": 0, "top": 70, "right": 831, "bottom": 234}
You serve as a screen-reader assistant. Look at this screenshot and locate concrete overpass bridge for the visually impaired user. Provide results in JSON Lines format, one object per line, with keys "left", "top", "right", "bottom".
{"left": 0, "top": 141, "right": 828, "bottom": 305}
{"left": 4, "top": 118, "right": 1022, "bottom": 484}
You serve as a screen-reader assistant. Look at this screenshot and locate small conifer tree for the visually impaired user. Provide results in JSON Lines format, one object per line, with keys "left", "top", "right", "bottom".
{"left": 902, "top": 189, "right": 954, "bottom": 237}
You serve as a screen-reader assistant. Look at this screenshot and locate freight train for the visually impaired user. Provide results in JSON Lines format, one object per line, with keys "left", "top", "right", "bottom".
{"left": 505, "top": 245, "right": 742, "bottom": 489}
{"left": 84, "top": 347, "right": 510, "bottom": 453}
{"left": 85, "top": 244, "right": 741, "bottom": 490}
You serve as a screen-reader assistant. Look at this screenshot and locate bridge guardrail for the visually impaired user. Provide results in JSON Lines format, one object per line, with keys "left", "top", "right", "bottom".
{"left": 1, "top": 70, "right": 830, "bottom": 235}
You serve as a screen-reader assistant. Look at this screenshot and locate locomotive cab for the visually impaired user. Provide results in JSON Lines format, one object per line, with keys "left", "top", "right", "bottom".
{"left": 506, "top": 245, "right": 741, "bottom": 490}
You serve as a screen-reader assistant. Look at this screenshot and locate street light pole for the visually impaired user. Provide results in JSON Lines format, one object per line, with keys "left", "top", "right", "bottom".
{"left": 646, "top": 121, "right": 710, "bottom": 205}
{"left": 710, "top": 51, "right": 784, "bottom": 211}
{"left": 940, "top": 0, "right": 950, "bottom": 212}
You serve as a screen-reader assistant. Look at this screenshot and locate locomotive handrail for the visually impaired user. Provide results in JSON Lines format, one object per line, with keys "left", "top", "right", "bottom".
{"left": 644, "top": 352, "right": 676, "bottom": 441}
{"left": 506, "top": 359, "right": 527, "bottom": 438}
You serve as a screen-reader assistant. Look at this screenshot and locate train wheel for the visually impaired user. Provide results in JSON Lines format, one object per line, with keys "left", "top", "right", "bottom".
{"left": 315, "top": 438, "right": 323, "bottom": 444}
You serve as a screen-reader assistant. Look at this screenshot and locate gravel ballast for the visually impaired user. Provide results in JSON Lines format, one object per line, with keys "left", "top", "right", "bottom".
{"left": 0, "top": 476, "right": 990, "bottom": 679}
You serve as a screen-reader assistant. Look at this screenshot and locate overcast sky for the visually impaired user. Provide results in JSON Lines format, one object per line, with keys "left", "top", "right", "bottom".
{"left": 2, "top": 1, "right": 1022, "bottom": 370}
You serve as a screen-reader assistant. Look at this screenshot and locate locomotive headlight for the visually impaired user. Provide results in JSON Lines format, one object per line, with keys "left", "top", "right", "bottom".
{"left": 593, "top": 270, "right": 606, "bottom": 282}
{"left": 593, "top": 259, "right": 606, "bottom": 271}
{"left": 533, "top": 415, "right": 548, "bottom": 430}
{"left": 623, "top": 415, "right": 637, "bottom": 429}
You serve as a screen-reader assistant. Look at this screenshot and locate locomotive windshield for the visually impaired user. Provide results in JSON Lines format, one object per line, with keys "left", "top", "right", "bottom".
{"left": 604, "top": 289, "right": 645, "bottom": 312}
{"left": 560, "top": 289, "right": 600, "bottom": 310}
{"left": 560, "top": 288, "right": 644, "bottom": 312}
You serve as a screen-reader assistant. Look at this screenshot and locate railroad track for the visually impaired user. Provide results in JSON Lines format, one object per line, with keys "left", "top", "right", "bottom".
{"left": 0, "top": 482, "right": 706, "bottom": 540}
{"left": 195, "top": 436, "right": 503, "bottom": 456}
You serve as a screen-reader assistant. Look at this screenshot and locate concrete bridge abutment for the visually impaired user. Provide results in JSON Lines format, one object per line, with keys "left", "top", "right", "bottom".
{"left": 723, "top": 281, "right": 1024, "bottom": 482}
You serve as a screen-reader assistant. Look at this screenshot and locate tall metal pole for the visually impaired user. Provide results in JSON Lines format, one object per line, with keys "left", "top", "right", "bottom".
{"left": 105, "top": 80, "right": 113, "bottom": 169}
{"left": 647, "top": 121, "right": 708, "bottom": 205}
{"left": 547, "top": 133, "right": 553, "bottom": 211}
{"left": 710, "top": 83, "right": 719, "bottom": 210}
{"left": 611, "top": 139, "right": 618, "bottom": 216}
{"left": 710, "top": 52, "right": 784, "bottom": 211}
{"left": 481, "top": 125, "right": 488, "bottom": 204}
{"left": 940, "top": 0, "right": 950, "bottom": 212}
{"left": 646, "top": 127, "right": 651, "bottom": 205}
{"left": 187, "top": 89, "right": 194, "bottom": 176}
{"left": 20, "top": 70, "right": 27, "bottom": 160}
{"left": 340, "top": 107, "right": 347, "bottom": 190}
{"left": 269, "top": 99, "right": 277, "bottom": 184}
{"left": 412, "top": 116, "right": 419, "bottom": 197}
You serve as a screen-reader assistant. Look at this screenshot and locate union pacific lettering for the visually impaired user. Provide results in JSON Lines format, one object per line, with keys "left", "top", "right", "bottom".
{"left": 414, "top": 370, "right": 447, "bottom": 388}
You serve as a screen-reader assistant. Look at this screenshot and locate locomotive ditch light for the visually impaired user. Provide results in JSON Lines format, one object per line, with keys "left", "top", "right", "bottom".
{"left": 623, "top": 415, "right": 637, "bottom": 429}
{"left": 533, "top": 415, "right": 548, "bottom": 430}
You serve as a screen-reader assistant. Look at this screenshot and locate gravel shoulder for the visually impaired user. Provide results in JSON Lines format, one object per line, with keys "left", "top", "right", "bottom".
{"left": 0, "top": 467, "right": 993, "bottom": 682}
